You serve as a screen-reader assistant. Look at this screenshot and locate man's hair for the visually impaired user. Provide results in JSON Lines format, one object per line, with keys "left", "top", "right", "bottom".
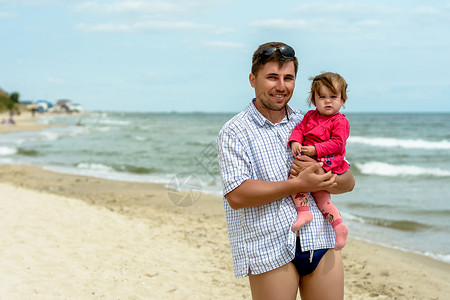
{"left": 308, "top": 72, "right": 348, "bottom": 106}
{"left": 251, "top": 42, "right": 299, "bottom": 76}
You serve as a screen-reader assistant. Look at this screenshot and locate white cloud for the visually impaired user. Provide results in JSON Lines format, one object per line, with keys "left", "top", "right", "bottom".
{"left": 0, "top": 0, "right": 62, "bottom": 5}
{"left": 76, "top": 23, "right": 132, "bottom": 33}
{"left": 202, "top": 41, "right": 245, "bottom": 48}
{"left": 356, "top": 19, "right": 385, "bottom": 27}
{"left": 0, "top": 11, "right": 16, "bottom": 19}
{"left": 75, "top": 0, "right": 192, "bottom": 17}
{"left": 76, "top": 21, "right": 232, "bottom": 34}
{"left": 294, "top": 3, "right": 398, "bottom": 14}
{"left": 250, "top": 19, "right": 307, "bottom": 30}
{"left": 414, "top": 6, "right": 441, "bottom": 15}
{"left": 47, "top": 77, "right": 64, "bottom": 83}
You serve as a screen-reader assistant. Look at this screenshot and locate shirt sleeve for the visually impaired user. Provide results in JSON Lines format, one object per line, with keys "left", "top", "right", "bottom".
{"left": 288, "top": 112, "right": 310, "bottom": 146}
{"left": 216, "top": 128, "right": 253, "bottom": 196}
{"left": 314, "top": 116, "right": 350, "bottom": 157}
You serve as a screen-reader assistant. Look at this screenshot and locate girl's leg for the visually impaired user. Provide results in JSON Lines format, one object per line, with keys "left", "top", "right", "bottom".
{"left": 312, "top": 190, "right": 348, "bottom": 250}
{"left": 299, "top": 249, "right": 344, "bottom": 300}
{"left": 291, "top": 192, "right": 313, "bottom": 232}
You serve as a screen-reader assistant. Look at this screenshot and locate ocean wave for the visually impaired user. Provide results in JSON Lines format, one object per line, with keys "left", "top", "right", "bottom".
{"left": 133, "top": 136, "right": 147, "bottom": 142}
{"left": 94, "top": 126, "right": 111, "bottom": 132}
{"left": 349, "top": 136, "right": 450, "bottom": 150}
{"left": 76, "top": 162, "right": 114, "bottom": 172}
{"left": 112, "top": 164, "right": 158, "bottom": 174}
{"left": 39, "top": 131, "right": 60, "bottom": 141}
{"left": 17, "top": 148, "right": 39, "bottom": 156}
{"left": 95, "top": 119, "right": 131, "bottom": 126}
{"left": 355, "top": 161, "right": 450, "bottom": 177}
{"left": 0, "top": 146, "right": 17, "bottom": 156}
{"left": 76, "top": 162, "right": 158, "bottom": 175}
{"left": 344, "top": 212, "right": 431, "bottom": 232}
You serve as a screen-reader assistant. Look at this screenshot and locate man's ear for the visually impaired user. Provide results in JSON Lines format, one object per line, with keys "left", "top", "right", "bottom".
{"left": 249, "top": 73, "right": 256, "bottom": 88}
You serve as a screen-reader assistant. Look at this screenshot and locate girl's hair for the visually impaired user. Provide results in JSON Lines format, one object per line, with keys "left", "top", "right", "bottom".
{"left": 308, "top": 72, "right": 348, "bottom": 106}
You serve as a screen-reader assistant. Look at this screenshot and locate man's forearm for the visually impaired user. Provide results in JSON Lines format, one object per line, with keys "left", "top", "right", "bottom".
{"left": 327, "top": 169, "right": 355, "bottom": 194}
{"left": 225, "top": 179, "right": 295, "bottom": 209}
{"left": 226, "top": 163, "right": 338, "bottom": 209}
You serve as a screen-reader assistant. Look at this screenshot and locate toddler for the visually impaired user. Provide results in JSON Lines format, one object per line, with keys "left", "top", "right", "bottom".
{"left": 289, "top": 72, "right": 350, "bottom": 250}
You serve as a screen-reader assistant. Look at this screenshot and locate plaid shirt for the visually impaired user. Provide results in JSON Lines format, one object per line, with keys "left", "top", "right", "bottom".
{"left": 216, "top": 100, "right": 335, "bottom": 278}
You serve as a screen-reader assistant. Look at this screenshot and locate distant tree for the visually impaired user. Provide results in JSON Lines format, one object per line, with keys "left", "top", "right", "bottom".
{"left": 10, "top": 92, "right": 19, "bottom": 103}
{"left": 0, "top": 94, "right": 14, "bottom": 112}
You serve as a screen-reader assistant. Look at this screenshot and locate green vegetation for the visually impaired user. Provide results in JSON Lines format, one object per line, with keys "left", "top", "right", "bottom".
{"left": 0, "top": 88, "right": 19, "bottom": 113}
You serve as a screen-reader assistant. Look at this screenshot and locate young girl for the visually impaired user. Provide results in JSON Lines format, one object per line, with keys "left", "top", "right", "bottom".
{"left": 289, "top": 72, "right": 350, "bottom": 250}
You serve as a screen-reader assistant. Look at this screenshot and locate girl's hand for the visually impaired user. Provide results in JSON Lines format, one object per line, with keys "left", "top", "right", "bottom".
{"left": 290, "top": 142, "right": 302, "bottom": 157}
{"left": 301, "top": 145, "right": 316, "bottom": 156}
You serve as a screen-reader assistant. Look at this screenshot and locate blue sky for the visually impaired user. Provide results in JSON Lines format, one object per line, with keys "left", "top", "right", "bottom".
{"left": 1, "top": 0, "right": 449, "bottom": 113}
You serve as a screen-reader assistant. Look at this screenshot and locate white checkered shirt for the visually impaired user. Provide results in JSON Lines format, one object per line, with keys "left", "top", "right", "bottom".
{"left": 216, "top": 100, "right": 335, "bottom": 278}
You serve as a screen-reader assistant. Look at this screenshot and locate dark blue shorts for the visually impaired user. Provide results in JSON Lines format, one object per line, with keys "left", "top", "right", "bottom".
{"left": 292, "top": 237, "right": 329, "bottom": 276}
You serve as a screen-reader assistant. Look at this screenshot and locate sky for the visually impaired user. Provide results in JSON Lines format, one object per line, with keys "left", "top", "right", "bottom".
{"left": 1, "top": 0, "right": 450, "bottom": 113}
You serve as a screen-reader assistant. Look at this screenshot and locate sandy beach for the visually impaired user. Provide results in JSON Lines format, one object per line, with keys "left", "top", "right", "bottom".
{"left": 1, "top": 117, "right": 450, "bottom": 299}
{"left": 0, "top": 112, "right": 62, "bottom": 134}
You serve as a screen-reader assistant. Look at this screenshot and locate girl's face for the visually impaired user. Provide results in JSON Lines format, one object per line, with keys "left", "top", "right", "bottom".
{"left": 314, "top": 84, "right": 344, "bottom": 116}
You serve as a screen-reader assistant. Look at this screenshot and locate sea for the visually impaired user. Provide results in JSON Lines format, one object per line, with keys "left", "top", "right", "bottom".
{"left": 1, "top": 111, "right": 449, "bottom": 264}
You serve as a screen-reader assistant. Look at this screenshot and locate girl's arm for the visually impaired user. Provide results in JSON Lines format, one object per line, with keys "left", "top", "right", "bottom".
{"left": 314, "top": 117, "right": 350, "bottom": 157}
{"left": 288, "top": 111, "right": 312, "bottom": 147}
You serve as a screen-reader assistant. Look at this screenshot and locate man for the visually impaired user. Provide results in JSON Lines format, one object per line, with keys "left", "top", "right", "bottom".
{"left": 216, "top": 42, "right": 355, "bottom": 300}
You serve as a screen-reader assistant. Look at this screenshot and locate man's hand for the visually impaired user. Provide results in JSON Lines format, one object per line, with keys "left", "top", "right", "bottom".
{"left": 290, "top": 155, "right": 355, "bottom": 194}
{"left": 290, "top": 155, "right": 322, "bottom": 177}
{"left": 291, "top": 162, "right": 337, "bottom": 192}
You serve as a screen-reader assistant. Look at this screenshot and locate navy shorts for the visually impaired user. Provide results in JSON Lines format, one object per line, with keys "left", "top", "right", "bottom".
{"left": 292, "top": 237, "right": 329, "bottom": 276}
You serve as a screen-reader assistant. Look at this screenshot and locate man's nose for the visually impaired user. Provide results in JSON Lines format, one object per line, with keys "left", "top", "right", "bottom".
{"left": 275, "top": 78, "right": 286, "bottom": 91}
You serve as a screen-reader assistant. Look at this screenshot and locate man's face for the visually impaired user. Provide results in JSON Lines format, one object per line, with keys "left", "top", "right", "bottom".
{"left": 249, "top": 61, "right": 296, "bottom": 113}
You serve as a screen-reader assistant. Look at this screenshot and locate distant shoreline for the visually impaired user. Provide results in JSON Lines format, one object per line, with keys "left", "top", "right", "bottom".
{"left": 0, "top": 111, "right": 90, "bottom": 134}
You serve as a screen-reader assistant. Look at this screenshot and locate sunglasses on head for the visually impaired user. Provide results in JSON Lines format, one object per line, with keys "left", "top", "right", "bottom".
{"left": 260, "top": 45, "right": 295, "bottom": 58}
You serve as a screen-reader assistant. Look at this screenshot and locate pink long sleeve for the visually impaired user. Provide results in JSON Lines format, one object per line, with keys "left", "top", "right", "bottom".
{"left": 289, "top": 109, "right": 350, "bottom": 174}
{"left": 288, "top": 112, "right": 312, "bottom": 146}
{"left": 314, "top": 116, "right": 350, "bottom": 158}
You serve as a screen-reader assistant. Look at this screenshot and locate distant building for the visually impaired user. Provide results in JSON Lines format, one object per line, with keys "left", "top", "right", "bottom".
{"left": 52, "top": 99, "right": 83, "bottom": 113}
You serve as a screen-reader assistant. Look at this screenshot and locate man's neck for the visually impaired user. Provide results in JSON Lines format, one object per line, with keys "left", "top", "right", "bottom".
{"left": 254, "top": 101, "right": 287, "bottom": 124}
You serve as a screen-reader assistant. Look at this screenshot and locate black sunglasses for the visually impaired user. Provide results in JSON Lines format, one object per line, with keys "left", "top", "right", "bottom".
{"left": 259, "top": 45, "right": 296, "bottom": 58}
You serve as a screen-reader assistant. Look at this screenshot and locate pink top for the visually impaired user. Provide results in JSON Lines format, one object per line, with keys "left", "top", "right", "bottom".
{"left": 289, "top": 109, "right": 350, "bottom": 174}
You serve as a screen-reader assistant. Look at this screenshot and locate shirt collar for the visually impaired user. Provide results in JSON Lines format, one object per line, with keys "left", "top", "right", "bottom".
{"left": 249, "top": 98, "right": 295, "bottom": 126}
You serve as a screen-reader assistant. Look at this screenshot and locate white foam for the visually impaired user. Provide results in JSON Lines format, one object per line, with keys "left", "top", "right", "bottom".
{"left": 356, "top": 161, "right": 450, "bottom": 177}
{"left": 76, "top": 162, "right": 114, "bottom": 172}
{"left": 340, "top": 212, "right": 366, "bottom": 223}
{"left": 0, "top": 147, "right": 17, "bottom": 156}
{"left": 349, "top": 136, "right": 450, "bottom": 150}
{"left": 95, "top": 119, "right": 130, "bottom": 126}
{"left": 134, "top": 136, "right": 147, "bottom": 142}
{"left": 38, "top": 131, "right": 60, "bottom": 141}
